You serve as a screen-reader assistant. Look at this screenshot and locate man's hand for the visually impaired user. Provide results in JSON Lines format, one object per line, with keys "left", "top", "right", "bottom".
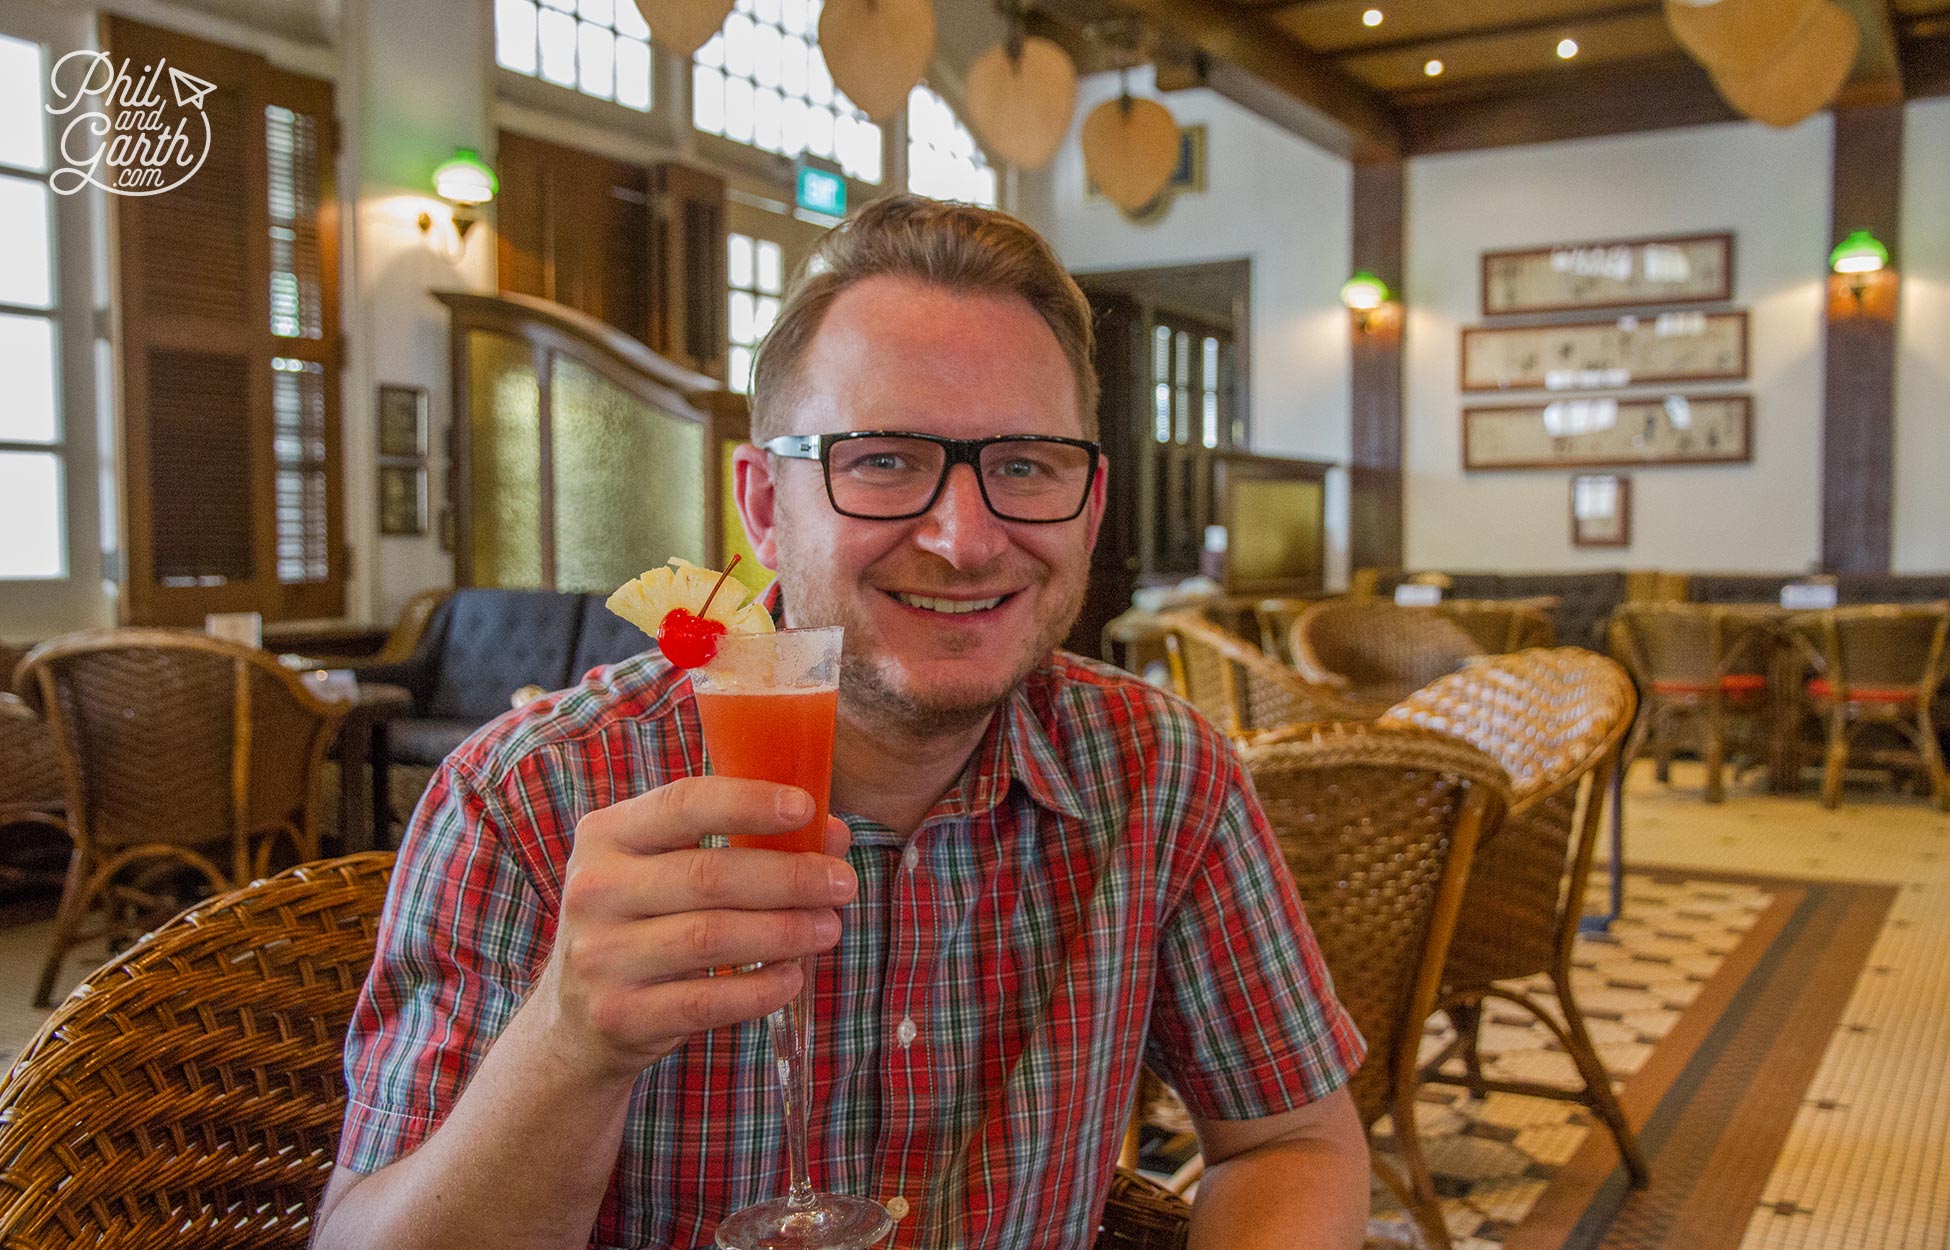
{"left": 533, "top": 777, "right": 858, "bottom": 1081}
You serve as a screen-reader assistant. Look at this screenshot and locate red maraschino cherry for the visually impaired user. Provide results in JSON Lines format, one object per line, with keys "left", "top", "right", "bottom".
{"left": 656, "top": 555, "right": 741, "bottom": 668}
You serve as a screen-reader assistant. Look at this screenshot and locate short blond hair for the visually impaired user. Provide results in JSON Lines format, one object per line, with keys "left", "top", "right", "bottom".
{"left": 749, "top": 195, "right": 1098, "bottom": 442}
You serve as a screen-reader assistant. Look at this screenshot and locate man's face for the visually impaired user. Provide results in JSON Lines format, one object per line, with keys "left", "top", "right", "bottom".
{"left": 734, "top": 274, "right": 1106, "bottom": 737}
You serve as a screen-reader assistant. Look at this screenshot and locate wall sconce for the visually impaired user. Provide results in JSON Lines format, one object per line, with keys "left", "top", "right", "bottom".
{"left": 418, "top": 147, "right": 498, "bottom": 255}
{"left": 1340, "top": 270, "right": 1395, "bottom": 333}
{"left": 1828, "top": 228, "right": 1889, "bottom": 308}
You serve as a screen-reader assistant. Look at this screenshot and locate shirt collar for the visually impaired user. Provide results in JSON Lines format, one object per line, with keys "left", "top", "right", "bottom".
{"left": 950, "top": 666, "right": 1088, "bottom": 823}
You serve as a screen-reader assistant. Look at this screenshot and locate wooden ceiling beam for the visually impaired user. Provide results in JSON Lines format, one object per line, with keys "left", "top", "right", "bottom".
{"left": 1398, "top": 51, "right": 1738, "bottom": 154}
{"left": 1333, "top": 3, "right": 1658, "bottom": 58}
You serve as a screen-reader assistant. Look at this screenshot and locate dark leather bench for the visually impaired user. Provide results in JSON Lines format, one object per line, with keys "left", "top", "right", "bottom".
{"left": 1685, "top": 572, "right": 1950, "bottom": 606}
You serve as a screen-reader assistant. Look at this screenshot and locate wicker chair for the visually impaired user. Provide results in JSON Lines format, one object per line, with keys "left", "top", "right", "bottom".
{"left": 1240, "top": 722, "right": 1511, "bottom": 1249}
{"left": 1290, "top": 599, "right": 1484, "bottom": 717}
{"left": 1379, "top": 648, "right": 1649, "bottom": 1188}
{"left": 1785, "top": 604, "right": 1950, "bottom": 809}
{"left": 15, "top": 629, "right": 351, "bottom": 1006}
{"left": 1252, "top": 598, "right": 1312, "bottom": 664}
{"left": 1436, "top": 599, "right": 1556, "bottom": 655}
{"left": 0, "top": 692, "right": 67, "bottom": 856}
{"left": 370, "top": 587, "right": 450, "bottom": 664}
{"left": 0, "top": 852, "right": 393, "bottom": 1250}
{"left": 1608, "top": 603, "right": 1776, "bottom": 803}
{"left": 1157, "top": 612, "right": 1371, "bottom": 741}
{"left": 1095, "top": 1168, "right": 1191, "bottom": 1250}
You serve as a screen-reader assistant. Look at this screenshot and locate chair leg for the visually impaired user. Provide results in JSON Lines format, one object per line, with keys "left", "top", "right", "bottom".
{"left": 1372, "top": 1151, "right": 1452, "bottom": 1250}
{"left": 1821, "top": 708, "right": 1849, "bottom": 809}
{"left": 1917, "top": 710, "right": 1949, "bottom": 812}
{"left": 34, "top": 849, "right": 93, "bottom": 1009}
{"left": 1554, "top": 976, "right": 1650, "bottom": 1188}
{"left": 1447, "top": 1000, "right": 1490, "bottom": 1099}
{"left": 1704, "top": 707, "right": 1727, "bottom": 803}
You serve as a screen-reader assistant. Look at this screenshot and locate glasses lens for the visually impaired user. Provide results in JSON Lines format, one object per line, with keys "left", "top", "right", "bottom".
{"left": 826, "top": 435, "right": 947, "bottom": 519}
{"left": 978, "top": 439, "right": 1094, "bottom": 521}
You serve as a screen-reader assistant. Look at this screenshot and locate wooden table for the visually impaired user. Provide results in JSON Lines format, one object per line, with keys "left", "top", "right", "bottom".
{"left": 333, "top": 682, "right": 411, "bottom": 855}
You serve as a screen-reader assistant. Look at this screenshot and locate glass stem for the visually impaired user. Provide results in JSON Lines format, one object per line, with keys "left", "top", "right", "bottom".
{"left": 765, "top": 954, "right": 819, "bottom": 1213}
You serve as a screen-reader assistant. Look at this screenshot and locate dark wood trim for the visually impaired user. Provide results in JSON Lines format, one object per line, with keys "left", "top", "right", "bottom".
{"left": 1461, "top": 395, "right": 1753, "bottom": 471}
{"left": 1349, "top": 157, "right": 1405, "bottom": 572}
{"left": 1821, "top": 104, "right": 1902, "bottom": 574}
{"left": 1332, "top": 3, "right": 1658, "bottom": 59}
{"left": 1479, "top": 231, "right": 1735, "bottom": 318}
{"left": 1902, "top": 30, "right": 1950, "bottom": 99}
{"left": 1399, "top": 53, "right": 1739, "bottom": 155}
{"left": 1570, "top": 474, "right": 1632, "bottom": 549}
{"left": 448, "top": 312, "right": 473, "bottom": 587}
{"left": 1460, "top": 310, "right": 1750, "bottom": 393}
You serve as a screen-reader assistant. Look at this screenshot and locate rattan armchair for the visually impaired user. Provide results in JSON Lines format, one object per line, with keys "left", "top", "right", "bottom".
{"left": 1157, "top": 612, "right": 1371, "bottom": 741}
{"left": 0, "top": 852, "right": 393, "bottom": 1250}
{"left": 1095, "top": 1168, "right": 1191, "bottom": 1250}
{"left": 1379, "top": 648, "right": 1649, "bottom": 1188}
{"left": 1436, "top": 598, "right": 1556, "bottom": 654}
{"left": 1785, "top": 604, "right": 1950, "bottom": 809}
{"left": 1252, "top": 598, "right": 1312, "bottom": 664}
{"left": 1241, "top": 722, "right": 1511, "bottom": 1249}
{"left": 1608, "top": 603, "right": 1776, "bottom": 803}
{"left": 1290, "top": 599, "right": 1484, "bottom": 717}
{"left": 15, "top": 629, "right": 351, "bottom": 1006}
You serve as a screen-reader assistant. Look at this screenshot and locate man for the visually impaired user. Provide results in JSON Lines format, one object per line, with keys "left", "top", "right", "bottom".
{"left": 313, "top": 196, "right": 1369, "bottom": 1250}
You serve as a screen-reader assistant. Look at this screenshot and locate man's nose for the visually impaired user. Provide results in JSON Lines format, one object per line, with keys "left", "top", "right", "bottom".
{"left": 913, "top": 463, "right": 1009, "bottom": 569}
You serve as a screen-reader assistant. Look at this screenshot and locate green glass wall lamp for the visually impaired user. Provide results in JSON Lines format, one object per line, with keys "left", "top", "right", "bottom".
{"left": 418, "top": 147, "right": 498, "bottom": 255}
{"left": 1340, "top": 270, "right": 1396, "bottom": 334}
{"left": 1829, "top": 228, "right": 1889, "bottom": 308}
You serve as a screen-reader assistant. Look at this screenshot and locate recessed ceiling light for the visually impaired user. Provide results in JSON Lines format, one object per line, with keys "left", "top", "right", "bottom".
{"left": 1424, "top": 58, "right": 1444, "bottom": 76}
{"left": 1557, "top": 38, "right": 1579, "bottom": 58}
{"left": 1363, "top": 9, "right": 1384, "bottom": 27}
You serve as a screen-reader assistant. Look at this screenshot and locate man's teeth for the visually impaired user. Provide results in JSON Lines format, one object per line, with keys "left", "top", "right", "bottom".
{"left": 894, "top": 592, "right": 1005, "bottom": 615}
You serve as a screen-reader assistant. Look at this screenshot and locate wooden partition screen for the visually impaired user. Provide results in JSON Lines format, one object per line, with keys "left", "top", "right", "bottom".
{"left": 437, "top": 292, "right": 751, "bottom": 594}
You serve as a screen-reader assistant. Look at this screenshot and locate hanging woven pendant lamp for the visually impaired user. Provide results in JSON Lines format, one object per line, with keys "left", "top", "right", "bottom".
{"left": 1081, "top": 91, "right": 1179, "bottom": 213}
{"left": 1709, "top": 0, "right": 1859, "bottom": 128}
{"left": 1664, "top": 0, "right": 1820, "bottom": 80}
{"left": 967, "top": 35, "right": 1078, "bottom": 170}
{"left": 633, "top": 0, "right": 735, "bottom": 59}
{"left": 818, "top": 0, "right": 936, "bottom": 122}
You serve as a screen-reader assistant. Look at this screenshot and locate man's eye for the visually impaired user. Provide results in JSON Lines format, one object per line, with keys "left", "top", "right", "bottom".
{"left": 995, "top": 458, "right": 1049, "bottom": 479}
{"left": 855, "top": 454, "right": 906, "bottom": 472}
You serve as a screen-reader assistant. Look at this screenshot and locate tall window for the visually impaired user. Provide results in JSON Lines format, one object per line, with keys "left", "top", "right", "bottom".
{"left": 0, "top": 33, "right": 63, "bottom": 580}
{"left": 905, "top": 84, "right": 995, "bottom": 208}
{"left": 726, "top": 231, "right": 783, "bottom": 394}
{"left": 496, "top": 0, "right": 654, "bottom": 112}
{"left": 693, "top": 0, "right": 882, "bottom": 183}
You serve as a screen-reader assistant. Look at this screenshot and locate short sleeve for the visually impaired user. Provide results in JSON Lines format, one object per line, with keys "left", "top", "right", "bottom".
{"left": 336, "top": 763, "right": 554, "bottom": 1173}
{"left": 1143, "top": 755, "right": 1366, "bottom": 1120}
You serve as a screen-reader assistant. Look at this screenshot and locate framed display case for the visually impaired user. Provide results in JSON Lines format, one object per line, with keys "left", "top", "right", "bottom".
{"left": 1461, "top": 310, "right": 1748, "bottom": 392}
{"left": 1462, "top": 394, "right": 1751, "bottom": 470}
{"left": 1482, "top": 232, "right": 1734, "bottom": 316}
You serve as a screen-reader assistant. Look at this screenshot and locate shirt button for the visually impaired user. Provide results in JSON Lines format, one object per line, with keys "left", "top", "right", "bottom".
{"left": 886, "top": 1197, "right": 911, "bottom": 1220}
{"left": 901, "top": 844, "right": 920, "bottom": 871}
{"left": 896, "top": 1016, "right": 918, "bottom": 1047}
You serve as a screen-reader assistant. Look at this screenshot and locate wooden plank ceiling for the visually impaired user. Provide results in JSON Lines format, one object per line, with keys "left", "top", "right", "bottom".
{"left": 1032, "top": 0, "right": 1950, "bottom": 156}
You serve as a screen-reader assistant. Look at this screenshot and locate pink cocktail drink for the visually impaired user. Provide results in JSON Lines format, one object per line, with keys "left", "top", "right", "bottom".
{"left": 694, "top": 687, "right": 837, "bottom": 854}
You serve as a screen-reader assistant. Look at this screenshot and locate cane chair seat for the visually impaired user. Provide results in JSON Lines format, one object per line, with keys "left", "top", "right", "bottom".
{"left": 1608, "top": 603, "right": 1775, "bottom": 803}
{"left": 1436, "top": 599, "right": 1556, "bottom": 655}
{"left": 1379, "top": 648, "right": 1649, "bottom": 1188}
{"left": 0, "top": 853, "right": 394, "bottom": 1250}
{"left": 1650, "top": 673, "right": 1767, "bottom": 697}
{"left": 15, "top": 629, "right": 351, "bottom": 1006}
{"left": 1290, "top": 600, "right": 1483, "bottom": 716}
{"left": 1787, "top": 604, "right": 1950, "bottom": 809}
{"left": 1240, "top": 722, "right": 1511, "bottom": 1248}
{"left": 1806, "top": 678, "right": 1916, "bottom": 704}
{"left": 1156, "top": 612, "right": 1370, "bottom": 741}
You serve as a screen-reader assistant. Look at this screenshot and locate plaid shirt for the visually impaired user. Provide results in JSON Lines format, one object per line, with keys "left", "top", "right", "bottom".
{"left": 339, "top": 650, "right": 1363, "bottom": 1250}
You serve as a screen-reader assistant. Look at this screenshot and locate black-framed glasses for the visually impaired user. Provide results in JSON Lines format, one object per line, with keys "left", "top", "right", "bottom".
{"left": 762, "top": 431, "right": 1101, "bottom": 524}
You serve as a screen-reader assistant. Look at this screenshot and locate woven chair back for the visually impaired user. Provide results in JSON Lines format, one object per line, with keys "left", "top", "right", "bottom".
{"left": 1379, "top": 649, "right": 1637, "bottom": 986}
{"left": 0, "top": 852, "right": 394, "bottom": 1250}
{"left": 1438, "top": 600, "right": 1556, "bottom": 654}
{"left": 1253, "top": 598, "right": 1311, "bottom": 664}
{"left": 1158, "top": 613, "right": 1365, "bottom": 738}
{"left": 0, "top": 696, "right": 65, "bottom": 824}
{"left": 1609, "top": 603, "right": 1769, "bottom": 688}
{"left": 1291, "top": 599, "right": 1482, "bottom": 697}
{"left": 1240, "top": 723, "right": 1510, "bottom": 1128}
{"left": 18, "top": 630, "right": 347, "bottom": 860}
{"left": 1789, "top": 604, "right": 1950, "bottom": 695}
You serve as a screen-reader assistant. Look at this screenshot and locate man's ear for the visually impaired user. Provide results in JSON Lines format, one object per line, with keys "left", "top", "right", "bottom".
{"left": 732, "top": 443, "right": 781, "bottom": 568}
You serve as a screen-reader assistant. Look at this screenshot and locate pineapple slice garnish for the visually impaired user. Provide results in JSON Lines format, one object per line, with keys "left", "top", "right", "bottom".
{"left": 606, "top": 557, "right": 774, "bottom": 640}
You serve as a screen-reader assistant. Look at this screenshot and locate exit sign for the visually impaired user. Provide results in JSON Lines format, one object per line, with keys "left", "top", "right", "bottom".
{"left": 796, "top": 163, "right": 846, "bottom": 217}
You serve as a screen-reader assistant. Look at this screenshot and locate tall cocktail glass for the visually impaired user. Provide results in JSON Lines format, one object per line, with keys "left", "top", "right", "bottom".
{"left": 692, "top": 626, "right": 892, "bottom": 1250}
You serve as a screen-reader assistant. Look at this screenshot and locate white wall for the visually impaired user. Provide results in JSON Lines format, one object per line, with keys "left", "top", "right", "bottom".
{"left": 1403, "top": 119, "right": 1833, "bottom": 573}
{"left": 1021, "top": 67, "right": 1355, "bottom": 585}
{"left": 1894, "top": 97, "right": 1950, "bottom": 573}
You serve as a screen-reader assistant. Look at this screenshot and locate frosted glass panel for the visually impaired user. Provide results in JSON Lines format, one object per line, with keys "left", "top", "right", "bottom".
{"left": 0, "top": 451, "right": 62, "bottom": 578}
{"left": 467, "top": 332, "right": 543, "bottom": 587}
{"left": 616, "top": 38, "right": 652, "bottom": 110}
{"left": 0, "top": 313, "right": 57, "bottom": 443}
{"left": 0, "top": 175, "right": 53, "bottom": 309}
{"left": 496, "top": 0, "right": 539, "bottom": 73}
{"left": 0, "top": 36, "right": 47, "bottom": 173}
{"left": 550, "top": 357, "right": 706, "bottom": 592}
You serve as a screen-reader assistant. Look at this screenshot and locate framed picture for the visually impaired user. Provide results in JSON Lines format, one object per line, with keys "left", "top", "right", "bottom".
{"left": 1482, "top": 232, "right": 1734, "bottom": 316}
{"left": 378, "top": 464, "right": 427, "bottom": 536}
{"left": 377, "top": 385, "right": 428, "bottom": 459}
{"left": 1461, "top": 310, "right": 1748, "bottom": 393}
{"left": 1571, "top": 474, "right": 1631, "bottom": 548}
{"left": 1462, "top": 394, "right": 1751, "bottom": 471}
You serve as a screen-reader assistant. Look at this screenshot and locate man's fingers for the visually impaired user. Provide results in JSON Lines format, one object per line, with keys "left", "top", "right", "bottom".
{"left": 567, "top": 908, "right": 842, "bottom": 985}
{"left": 822, "top": 815, "right": 851, "bottom": 858}
{"left": 564, "top": 846, "right": 855, "bottom": 921}
{"left": 578, "top": 776, "right": 817, "bottom": 854}
{"left": 591, "top": 961, "right": 805, "bottom": 1043}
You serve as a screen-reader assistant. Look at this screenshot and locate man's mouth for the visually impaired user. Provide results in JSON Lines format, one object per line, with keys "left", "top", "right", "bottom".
{"left": 889, "top": 591, "right": 1012, "bottom": 616}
